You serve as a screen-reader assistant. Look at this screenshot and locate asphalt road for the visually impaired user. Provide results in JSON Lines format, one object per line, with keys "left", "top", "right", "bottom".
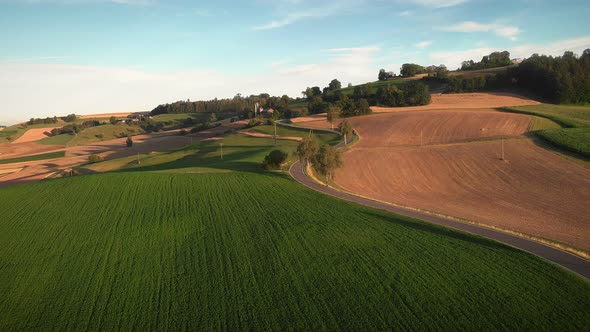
{"left": 289, "top": 160, "right": 590, "bottom": 281}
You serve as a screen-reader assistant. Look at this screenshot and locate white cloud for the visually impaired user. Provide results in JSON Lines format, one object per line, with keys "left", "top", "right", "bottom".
{"left": 429, "top": 35, "right": 590, "bottom": 69}
{"left": 429, "top": 47, "right": 495, "bottom": 70}
{"left": 254, "top": 9, "right": 335, "bottom": 30}
{"left": 442, "top": 21, "right": 521, "bottom": 40}
{"left": 415, "top": 41, "right": 432, "bottom": 48}
{"left": 407, "top": 0, "right": 468, "bottom": 8}
{"left": 399, "top": 10, "right": 412, "bottom": 17}
{"left": 0, "top": 46, "right": 382, "bottom": 124}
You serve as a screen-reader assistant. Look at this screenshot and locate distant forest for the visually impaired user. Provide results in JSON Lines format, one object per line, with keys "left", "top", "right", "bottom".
{"left": 150, "top": 94, "right": 293, "bottom": 118}
{"left": 460, "top": 51, "right": 512, "bottom": 71}
{"left": 445, "top": 49, "right": 590, "bottom": 104}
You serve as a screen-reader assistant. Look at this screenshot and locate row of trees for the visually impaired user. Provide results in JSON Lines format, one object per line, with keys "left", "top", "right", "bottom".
{"left": 511, "top": 50, "right": 590, "bottom": 104}
{"left": 50, "top": 120, "right": 100, "bottom": 136}
{"left": 379, "top": 64, "right": 447, "bottom": 80}
{"left": 305, "top": 78, "right": 431, "bottom": 119}
{"left": 446, "top": 49, "right": 590, "bottom": 104}
{"left": 27, "top": 117, "right": 58, "bottom": 125}
{"left": 150, "top": 94, "right": 293, "bottom": 118}
{"left": 460, "top": 51, "right": 512, "bottom": 71}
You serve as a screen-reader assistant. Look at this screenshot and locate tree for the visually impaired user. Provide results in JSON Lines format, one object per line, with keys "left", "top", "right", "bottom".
{"left": 378, "top": 69, "right": 394, "bottom": 81}
{"left": 308, "top": 96, "right": 328, "bottom": 114}
{"left": 327, "top": 105, "right": 341, "bottom": 129}
{"left": 262, "top": 149, "right": 288, "bottom": 170}
{"left": 313, "top": 145, "right": 343, "bottom": 185}
{"left": 64, "top": 114, "right": 77, "bottom": 122}
{"left": 339, "top": 120, "right": 353, "bottom": 144}
{"left": 126, "top": 136, "right": 133, "bottom": 147}
{"left": 208, "top": 113, "right": 217, "bottom": 123}
{"left": 378, "top": 69, "right": 387, "bottom": 81}
{"left": 357, "top": 98, "right": 371, "bottom": 115}
{"left": 88, "top": 154, "right": 103, "bottom": 163}
{"left": 109, "top": 116, "right": 118, "bottom": 125}
{"left": 400, "top": 63, "right": 425, "bottom": 77}
{"left": 311, "top": 86, "right": 322, "bottom": 97}
{"left": 296, "top": 137, "right": 319, "bottom": 168}
{"left": 328, "top": 79, "right": 342, "bottom": 91}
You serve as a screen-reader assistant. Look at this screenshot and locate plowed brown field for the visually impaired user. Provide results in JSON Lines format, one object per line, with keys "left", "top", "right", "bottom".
{"left": 372, "top": 92, "right": 539, "bottom": 112}
{"left": 335, "top": 109, "right": 590, "bottom": 251}
{"left": 11, "top": 128, "right": 57, "bottom": 144}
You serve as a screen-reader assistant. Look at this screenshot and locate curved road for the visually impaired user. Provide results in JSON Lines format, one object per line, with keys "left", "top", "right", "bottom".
{"left": 288, "top": 142, "right": 590, "bottom": 281}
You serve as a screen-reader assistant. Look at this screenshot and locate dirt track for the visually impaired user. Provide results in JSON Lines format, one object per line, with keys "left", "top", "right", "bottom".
{"left": 335, "top": 109, "right": 590, "bottom": 251}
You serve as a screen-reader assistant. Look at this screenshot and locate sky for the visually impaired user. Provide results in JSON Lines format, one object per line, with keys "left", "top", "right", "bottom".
{"left": 1, "top": 0, "right": 589, "bottom": 125}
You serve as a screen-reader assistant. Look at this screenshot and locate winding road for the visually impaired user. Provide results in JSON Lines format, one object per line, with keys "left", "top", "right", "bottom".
{"left": 286, "top": 126, "right": 590, "bottom": 281}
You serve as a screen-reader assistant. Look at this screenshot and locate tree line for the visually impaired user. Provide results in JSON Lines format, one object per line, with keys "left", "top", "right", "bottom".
{"left": 304, "top": 78, "right": 431, "bottom": 120}
{"left": 150, "top": 94, "right": 295, "bottom": 119}
{"left": 442, "top": 49, "right": 590, "bottom": 104}
{"left": 460, "top": 51, "right": 512, "bottom": 71}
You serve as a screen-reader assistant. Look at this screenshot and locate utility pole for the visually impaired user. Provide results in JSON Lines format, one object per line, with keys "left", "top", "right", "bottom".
{"left": 274, "top": 121, "right": 277, "bottom": 146}
{"left": 220, "top": 143, "right": 223, "bottom": 159}
{"left": 344, "top": 134, "right": 347, "bottom": 145}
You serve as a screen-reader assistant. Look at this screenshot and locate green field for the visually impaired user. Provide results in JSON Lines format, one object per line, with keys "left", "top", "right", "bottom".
{"left": 538, "top": 127, "right": 590, "bottom": 156}
{"left": 37, "top": 133, "right": 75, "bottom": 146}
{"left": 0, "top": 171, "right": 589, "bottom": 330}
{"left": 66, "top": 123, "right": 145, "bottom": 146}
{"left": 504, "top": 104, "right": 590, "bottom": 128}
{"left": 0, "top": 151, "right": 65, "bottom": 164}
{"left": 252, "top": 124, "right": 340, "bottom": 145}
{"left": 1, "top": 126, "right": 589, "bottom": 329}
{"left": 503, "top": 104, "right": 590, "bottom": 157}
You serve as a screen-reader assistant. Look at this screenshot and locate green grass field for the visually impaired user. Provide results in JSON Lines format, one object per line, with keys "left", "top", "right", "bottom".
{"left": 503, "top": 104, "right": 590, "bottom": 157}
{"left": 66, "top": 123, "right": 145, "bottom": 146}
{"left": 538, "top": 127, "right": 590, "bottom": 156}
{"left": 37, "top": 133, "right": 75, "bottom": 146}
{"left": 252, "top": 124, "right": 340, "bottom": 145}
{"left": 0, "top": 151, "right": 65, "bottom": 164}
{"left": 505, "top": 104, "right": 590, "bottom": 128}
{"left": 0, "top": 171, "right": 588, "bottom": 330}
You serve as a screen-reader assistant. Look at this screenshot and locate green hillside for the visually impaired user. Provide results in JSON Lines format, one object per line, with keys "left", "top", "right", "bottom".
{"left": 0, "top": 133, "right": 588, "bottom": 330}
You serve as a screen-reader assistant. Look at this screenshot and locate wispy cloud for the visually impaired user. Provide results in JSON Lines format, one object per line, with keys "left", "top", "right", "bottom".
{"left": 442, "top": 21, "right": 521, "bottom": 41}
{"left": 8, "top": 0, "right": 157, "bottom": 4}
{"left": 253, "top": 1, "right": 361, "bottom": 30}
{"left": 406, "top": 0, "right": 468, "bottom": 8}
{"left": 415, "top": 41, "right": 432, "bottom": 48}
{"left": 399, "top": 10, "right": 413, "bottom": 17}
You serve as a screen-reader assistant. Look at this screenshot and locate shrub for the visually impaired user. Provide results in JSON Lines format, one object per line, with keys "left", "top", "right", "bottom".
{"left": 262, "top": 149, "right": 288, "bottom": 170}
{"left": 179, "top": 129, "right": 188, "bottom": 136}
{"left": 126, "top": 136, "right": 133, "bottom": 147}
{"left": 88, "top": 154, "right": 103, "bottom": 163}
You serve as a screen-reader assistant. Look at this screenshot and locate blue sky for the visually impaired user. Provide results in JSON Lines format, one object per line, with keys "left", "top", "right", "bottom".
{"left": 1, "top": 0, "right": 589, "bottom": 124}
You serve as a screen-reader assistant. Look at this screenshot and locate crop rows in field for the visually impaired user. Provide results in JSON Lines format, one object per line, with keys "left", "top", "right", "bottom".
{"left": 0, "top": 172, "right": 588, "bottom": 330}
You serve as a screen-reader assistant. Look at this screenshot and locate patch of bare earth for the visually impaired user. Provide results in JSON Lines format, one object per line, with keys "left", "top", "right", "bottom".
{"left": 241, "top": 131, "right": 302, "bottom": 141}
{"left": 0, "top": 120, "right": 247, "bottom": 187}
{"left": 11, "top": 128, "right": 58, "bottom": 144}
{"left": 371, "top": 92, "right": 540, "bottom": 113}
{"left": 335, "top": 109, "right": 590, "bottom": 251}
